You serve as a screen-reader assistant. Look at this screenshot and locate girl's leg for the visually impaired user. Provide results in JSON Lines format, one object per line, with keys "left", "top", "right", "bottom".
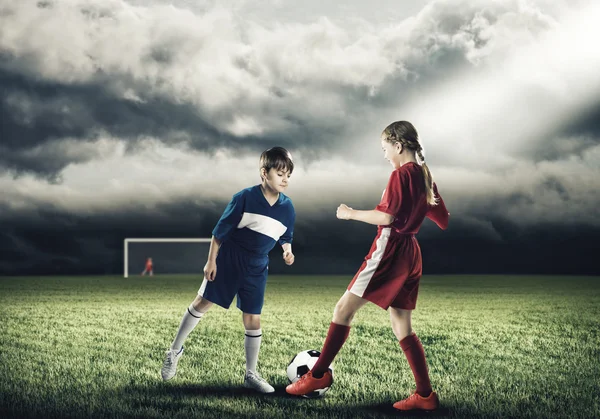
{"left": 389, "top": 306, "right": 412, "bottom": 341}
{"left": 389, "top": 307, "right": 432, "bottom": 397}
{"left": 311, "top": 291, "right": 369, "bottom": 377}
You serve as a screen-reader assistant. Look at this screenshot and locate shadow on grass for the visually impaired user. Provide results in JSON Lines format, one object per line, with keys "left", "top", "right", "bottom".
{"left": 141, "top": 382, "right": 309, "bottom": 400}
{"left": 358, "top": 402, "right": 451, "bottom": 417}
{"left": 119, "top": 382, "right": 453, "bottom": 418}
{"left": 1, "top": 382, "right": 457, "bottom": 419}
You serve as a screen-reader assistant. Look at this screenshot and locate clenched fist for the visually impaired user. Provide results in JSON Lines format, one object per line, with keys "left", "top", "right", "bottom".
{"left": 336, "top": 204, "right": 353, "bottom": 220}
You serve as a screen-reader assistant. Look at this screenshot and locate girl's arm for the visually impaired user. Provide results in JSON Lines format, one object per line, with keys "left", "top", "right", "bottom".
{"left": 337, "top": 204, "right": 394, "bottom": 226}
{"left": 426, "top": 183, "right": 450, "bottom": 230}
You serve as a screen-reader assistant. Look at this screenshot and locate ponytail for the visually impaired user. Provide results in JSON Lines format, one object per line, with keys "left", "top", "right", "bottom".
{"left": 417, "top": 149, "right": 438, "bottom": 206}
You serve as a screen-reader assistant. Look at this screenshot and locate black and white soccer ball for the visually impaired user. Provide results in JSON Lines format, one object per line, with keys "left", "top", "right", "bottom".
{"left": 286, "top": 349, "right": 334, "bottom": 398}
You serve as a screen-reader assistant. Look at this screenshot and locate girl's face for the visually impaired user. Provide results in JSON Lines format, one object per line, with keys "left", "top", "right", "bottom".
{"left": 381, "top": 139, "right": 402, "bottom": 169}
{"left": 261, "top": 167, "right": 291, "bottom": 193}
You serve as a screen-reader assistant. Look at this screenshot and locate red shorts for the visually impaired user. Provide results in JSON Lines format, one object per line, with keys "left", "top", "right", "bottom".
{"left": 347, "top": 227, "right": 422, "bottom": 310}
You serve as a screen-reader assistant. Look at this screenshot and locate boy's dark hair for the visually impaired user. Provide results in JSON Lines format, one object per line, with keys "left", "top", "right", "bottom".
{"left": 260, "top": 147, "right": 294, "bottom": 174}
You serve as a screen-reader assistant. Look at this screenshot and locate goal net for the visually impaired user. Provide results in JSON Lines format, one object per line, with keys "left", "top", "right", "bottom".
{"left": 123, "top": 238, "right": 212, "bottom": 278}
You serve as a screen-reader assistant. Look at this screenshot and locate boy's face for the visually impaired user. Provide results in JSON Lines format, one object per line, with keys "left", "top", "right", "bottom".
{"left": 262, "top": 167, "right": 291, "bottom": 193}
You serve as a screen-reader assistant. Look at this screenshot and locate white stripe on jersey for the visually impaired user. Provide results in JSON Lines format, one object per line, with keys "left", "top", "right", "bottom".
{"left": 237, "top": 212, "right": 287, "bottom": 241}
{"left": 349, "top": 228, "right": 391, "bottom": 297}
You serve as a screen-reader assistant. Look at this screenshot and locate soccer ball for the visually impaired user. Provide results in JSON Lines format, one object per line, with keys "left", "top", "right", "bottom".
{"left": 286, "top": 349, "right": 334, "bottom": 398}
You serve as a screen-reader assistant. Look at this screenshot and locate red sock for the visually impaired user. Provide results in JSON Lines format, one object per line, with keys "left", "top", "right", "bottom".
{"left": 400, "top": 333, "right": 432, "bottom": 397}
{"left": 311, "top": 322, "right": 351, "bottom": 377}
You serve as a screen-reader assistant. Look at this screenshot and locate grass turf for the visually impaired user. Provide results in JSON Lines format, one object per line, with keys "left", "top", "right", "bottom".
{"left": 1, "top": 274, "right": 599, "bottom": 418}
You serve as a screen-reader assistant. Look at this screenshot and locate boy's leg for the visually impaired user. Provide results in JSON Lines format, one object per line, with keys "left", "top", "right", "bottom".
{"left": 237, "top": 258, "right": 274, "bottom": 393}
{"left": 241, "top": 313, "right": 274, "bottom": 393}
{"left": 242, "top": 313, "right": 262, "bottom": 375}
{"left": 286, "top": 291, "right": 368, "bottom": 396}
{"left": 162, "top": 243, "right": 241, "bottom": 380}
{"left": 171, "top": 295, "right": 213, "bottom": 351}
{"left": 161, "top": 295, "right": 213, "bottom": 381}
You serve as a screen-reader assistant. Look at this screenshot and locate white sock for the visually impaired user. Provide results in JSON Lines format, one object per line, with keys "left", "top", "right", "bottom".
{"left": 244, "top": 329, "right": 262, "bottom": 375}
{"left": 170, "top": 304, "right": 204, "bottom": 351}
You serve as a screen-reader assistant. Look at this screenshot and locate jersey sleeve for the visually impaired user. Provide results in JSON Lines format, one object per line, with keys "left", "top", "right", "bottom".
{"left": 375, "top": 170, "right": 402, "bottom": 218}
{"left": 277, "top": 205, "right": 295, "bottom": 246}
{"left": 426, "top": 182, "right": 450, "bottom": 230}
{"left": 212, "top": 191, "right": 245, "bottom": 242}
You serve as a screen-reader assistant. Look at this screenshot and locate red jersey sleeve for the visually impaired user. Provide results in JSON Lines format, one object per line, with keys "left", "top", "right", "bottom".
{"left": 375, "top": 170, "right": 402, "bottom": 218}
{"left": 426, "top": 182, "right": 450, "bottom": 230}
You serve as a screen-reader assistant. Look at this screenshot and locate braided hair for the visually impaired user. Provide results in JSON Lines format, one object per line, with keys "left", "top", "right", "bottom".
{"left": 381, "top": 121, "right": 438, "bottom": 206}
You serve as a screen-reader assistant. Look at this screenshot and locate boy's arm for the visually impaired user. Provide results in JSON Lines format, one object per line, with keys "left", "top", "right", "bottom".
{"left": 207, "top": 235, "right": 222, "bottom": 262}
{"left": 203, "top": 235, "right": 221, "bottom": 281}
{"left": 278, "top": 205, "right": 295, "bottom": 265}
{"left": 212, "top": 192, "right": 245, "bottom": 243}
{"left": 281, "top": 242, "right": 294, "bottom": 265}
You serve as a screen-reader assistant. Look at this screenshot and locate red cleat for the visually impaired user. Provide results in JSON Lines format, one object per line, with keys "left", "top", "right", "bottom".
{"left": 286, "top": 370, "right": 333, "bottom": 396}
{"left": 393, "top": 391, "right": 440, "bottom": 411}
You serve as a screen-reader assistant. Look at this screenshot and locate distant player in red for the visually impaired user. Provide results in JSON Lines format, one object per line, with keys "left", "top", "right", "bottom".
{"left": 286, "top": 121, "right": 450, "bottom": 411}
{"left": 141, "top": 257, "right": 153, "bottom": 276}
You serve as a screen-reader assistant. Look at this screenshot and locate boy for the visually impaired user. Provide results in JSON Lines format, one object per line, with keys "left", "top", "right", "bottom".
{"left": 161, "top": 147, "right": 296, "bottom": 393}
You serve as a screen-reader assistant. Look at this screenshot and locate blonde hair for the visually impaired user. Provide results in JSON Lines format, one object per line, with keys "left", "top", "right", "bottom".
{"left": 381, "top": 121, "right": 438, "bottom": 206}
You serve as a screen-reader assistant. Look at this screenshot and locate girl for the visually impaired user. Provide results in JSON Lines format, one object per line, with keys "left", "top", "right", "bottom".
{"left": 286, "top": 121, "right": 449, "bottom": 411}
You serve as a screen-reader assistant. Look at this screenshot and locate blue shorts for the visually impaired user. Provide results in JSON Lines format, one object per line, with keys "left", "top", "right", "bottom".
{"left": 198, "top": 242, "right": 269, "bottom": 315}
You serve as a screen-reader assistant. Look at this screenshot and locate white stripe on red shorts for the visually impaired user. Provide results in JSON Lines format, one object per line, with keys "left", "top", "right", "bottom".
{"left": 349, "top": 227, "right": 391, "bottom": 297}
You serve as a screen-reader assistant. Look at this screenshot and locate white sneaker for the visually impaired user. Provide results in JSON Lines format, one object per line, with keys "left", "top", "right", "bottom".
{"left": 161, "top": 347, "right": 184, "bottom": 381}
{"left": 243, "top": 371, "right": 275, "bottom": 393}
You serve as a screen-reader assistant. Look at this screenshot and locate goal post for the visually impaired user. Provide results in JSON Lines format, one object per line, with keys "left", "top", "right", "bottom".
{"left": 123, "top": 238, "right": 212, "bottom": 278}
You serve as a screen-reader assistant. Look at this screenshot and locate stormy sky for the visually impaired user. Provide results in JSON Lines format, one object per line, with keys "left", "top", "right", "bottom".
{"left": 1, "top": 0, "right": 599, "bottom": 276}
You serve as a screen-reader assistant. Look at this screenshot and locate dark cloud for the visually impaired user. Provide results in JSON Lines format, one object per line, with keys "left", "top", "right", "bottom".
{"left": 1, "top": 0, "right": 599, "bottom": 277}
{"left": 0, "top": 200, "right": 220, "bottom": 275}
{"left": 519, "top": 103, "right": 600, "bottom": 162}
{"left": 0, "top": 68, "right": 230, "bottom": 178}
{"left": 568, "top": 103, "right": 600, "bottom": 138}
{"left": 1, "top": 199, "right": 598, "bottom": 276}
{"left": 1, "top": 0, "right": 577, "bottom": 179}
{"left": 417, "top": 217, "right": 600, "bottom": 275}
{"left": 1, "top": 0, "right": 555, "bottom": 178}
{"left": 0, "top": 66, "right": 368, "bottom": 178}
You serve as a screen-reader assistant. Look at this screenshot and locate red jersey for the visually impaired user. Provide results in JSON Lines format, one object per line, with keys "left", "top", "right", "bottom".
{"left": 347, "top": 162, "right": 449, "bottom": 310}
{"left": 375, "top": 162, "right": 449, "bottom": 233}
{"left": 146, "top": 259, "right": 153, "bottom": 269}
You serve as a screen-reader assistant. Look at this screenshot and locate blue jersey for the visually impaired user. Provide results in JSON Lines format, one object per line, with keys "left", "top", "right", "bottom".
{"left": 212, "top": 185, "right": 295, "bottom": 256}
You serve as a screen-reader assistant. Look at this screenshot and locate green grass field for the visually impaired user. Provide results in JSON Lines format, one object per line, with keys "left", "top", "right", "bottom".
{"left": 1, "top": 275, "right": 599, "bottom": 419}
